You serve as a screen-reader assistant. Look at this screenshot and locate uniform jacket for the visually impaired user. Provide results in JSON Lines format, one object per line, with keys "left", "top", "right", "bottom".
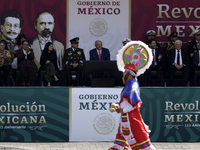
{"left": 189, "top": 40, "right": 198, "bottom": 57}
{"left": 17, "top": 48, "right": 35, "bottom": 69}
{"left": 193, "top": 50, "right": 200, "bottom": 67}
{"left": 63, "top": 47, "right": 85, "bottom": 65}
{"left": 89, "top": 47, "right": 110, "bottom": 60}
{"left": 166, "top": 41, "right": 175, "bottom": 53}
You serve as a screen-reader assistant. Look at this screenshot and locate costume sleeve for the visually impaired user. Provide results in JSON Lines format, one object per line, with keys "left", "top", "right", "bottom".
{"left": 122, "top": 98, "right": 141, "bottom": 113}
{"left": 122, "top": 99, "right": 134, "bottom": 113}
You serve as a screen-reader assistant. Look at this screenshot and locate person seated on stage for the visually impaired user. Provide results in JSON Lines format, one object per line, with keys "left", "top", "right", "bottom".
{"left": 193, "top": 43, "right": 200, "bottom": 72}
{"left": 63, "top": 37, "right": 85, "bottom": 86}
{"left": 40, "top": 42, "right": 59, "bottom": 87}
{"left": 145, "top": 30, "right": 161, "bottom": 49}
{"left": 17, "top": 40, "right": 35, "bottom": 86}
{"left": 122, "top": 38, "right": 131, "bottom": 46}
{"left": 13, "top": 35, "right": 27, "bottom": 55}
{"left": 0, "top": 41, "right": 11, "bottom": 86}
{"left": 189, "top": 29, "right": 200, "bottom": 61}
{"left": 146, "top": 39, "right": 162, "bottom": 86}
{"left": 89, "top": 40, "right": 110, "bottom": 60}
{"left": 168, "top": 40, "right": 189, "bottom": 86}
{"left": 12, "top": 35, "right": 27, "bottom": 84}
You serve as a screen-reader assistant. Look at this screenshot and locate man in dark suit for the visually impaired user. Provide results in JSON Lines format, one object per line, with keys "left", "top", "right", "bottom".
{"left": 146, "top": 39, "right": 162, "bottom": 86}
{"left": 89, "top": 40, "right": 110, "bottom": 60}
{"left": 145, "top": 30, "right": 161, "bottom": 49}
{"left": 193, "top": 43, "right": 200, "bottom": 71}
{"left": 168, "top": 40, "right": 189, "bottom": 86}
{"left": 63, "top": 37, "right": 85, "bottom": 86}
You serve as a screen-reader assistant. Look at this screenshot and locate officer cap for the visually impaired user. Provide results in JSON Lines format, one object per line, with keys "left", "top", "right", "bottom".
{"left": 70, "top": 37, "right": 79, "bottom": 43}
{"left": 146, "top": 30, "right": 156, "bottom": 36}
{"left": 169, "top": 31, "right": 178, "bottom": 37}
{"left": 193, "top": 30, "right": 200, "bottom": 36}
{"left": 122, "top": 38, "right": 131, "bottom": 45}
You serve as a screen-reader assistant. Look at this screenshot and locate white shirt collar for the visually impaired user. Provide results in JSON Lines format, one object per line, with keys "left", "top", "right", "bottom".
{"left": 38, "top": 35, "right": 52, "bottom": 44}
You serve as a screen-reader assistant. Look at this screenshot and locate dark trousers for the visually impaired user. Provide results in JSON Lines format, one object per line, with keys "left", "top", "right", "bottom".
{"left": 64, "top": 64, "right": 83, "bottom": 84}
{"left": 44, "top": 62, "right": 56, "bottom": 82}
{"left": 0, "top": 65, "right": 11, "bottom": 86}
{"left": 170, "top": 65, "right": 189, "bottom": 85}
{"left": 146, "top": 65, "right": 162, "bottom": 82}
{"left": 18, "top": 67, "right": 34, "bottom": 85}
{"left": 194, "top": 66, "right": 200, "bottom": 71}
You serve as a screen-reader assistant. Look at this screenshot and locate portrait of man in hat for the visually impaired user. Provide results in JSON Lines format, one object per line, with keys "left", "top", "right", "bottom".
{"left": 0, "top": 9, "right": 24, "bottom": 58}
{"left": 30, "top": 11, "right": 64, "bottom": 70}
{"left": 63, "top": 37, "right": 85, "bottom": 86}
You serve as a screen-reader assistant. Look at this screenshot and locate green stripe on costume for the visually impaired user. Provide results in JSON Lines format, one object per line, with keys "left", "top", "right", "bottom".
{"left": 115, "top": 138, "right": 127, "bottom": 143}
{"left": 137, "top": 139, "right": 150, "bottom": 145}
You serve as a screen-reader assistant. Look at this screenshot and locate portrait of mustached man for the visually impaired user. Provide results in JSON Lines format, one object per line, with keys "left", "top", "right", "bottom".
{"left": 30, "top": 11, "right": 64, "bottom": 70}
{"left": 0, "top": 10, "right": 24, "bottom": 58}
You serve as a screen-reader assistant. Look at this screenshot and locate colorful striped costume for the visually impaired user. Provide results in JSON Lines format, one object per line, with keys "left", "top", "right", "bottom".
{"left": 109, "top": 79, "right": 155, "bottom": 150}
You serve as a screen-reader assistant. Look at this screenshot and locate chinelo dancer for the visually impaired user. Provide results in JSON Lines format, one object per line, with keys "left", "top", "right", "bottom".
{"left": 108, "top": 41, "right": 156, "bottom": 150}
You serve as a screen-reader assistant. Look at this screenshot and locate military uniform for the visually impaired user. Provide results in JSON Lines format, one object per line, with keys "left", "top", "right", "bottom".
{"left": 189, "top": 30, "right": 200, "bottom": 58}
{"left": 63, "top": 47, "right": 85, "bottom": 65}
{"left": 188, "top": 30, "right": 200, "bottom": 80}
{"left": 63, "top": 37, "right": 86, "bottom": 86}
{"left": 166, "top": 41, "right": 175, "bottom": 53}
{"left": 166, "top": 32, "right": 178, "bottom": 55}
{"left": 189, "top": 40, "right": 198, "bottom": 58}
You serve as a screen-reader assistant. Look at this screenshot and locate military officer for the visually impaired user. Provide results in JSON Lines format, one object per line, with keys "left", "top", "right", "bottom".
{"left": 122, "top": 38, "right": 131, "bottom": 46}
{"left": 145, "top": 30, "right": 161, "bottom": 49}
{"left": 188, "top": 30, "right": 200, "bottom": 81}
{"left": 189, "top": 30, "right": 200, "bottom": 59}
{"left": 166, "top": 31, "right": 178, "bottom": 56}
{"left": 63, "top": 37, "right": 85, "bottom": 86}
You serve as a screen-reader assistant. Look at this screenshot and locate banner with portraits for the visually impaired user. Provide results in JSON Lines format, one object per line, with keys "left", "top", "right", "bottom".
{"left": 0, "top": 0, "right": 66, "bottom": 70}
{"left": 1, "top": 0, "right": 200, "bottom": 64}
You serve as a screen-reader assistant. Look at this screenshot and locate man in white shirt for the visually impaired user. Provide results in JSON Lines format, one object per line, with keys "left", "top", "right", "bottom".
{"left": 168, "top": 40, "right": 189, "bottom": 86}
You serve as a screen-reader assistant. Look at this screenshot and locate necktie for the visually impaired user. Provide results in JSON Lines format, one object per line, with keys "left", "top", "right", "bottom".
{"left": 98, "top": 50, "right": 101, "bottom": 60}
{"left": 177, "top": 50, "right": 180, "bottom": 65}
{"left": 152, "top": 50, "right": 155, "bottom": 68}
